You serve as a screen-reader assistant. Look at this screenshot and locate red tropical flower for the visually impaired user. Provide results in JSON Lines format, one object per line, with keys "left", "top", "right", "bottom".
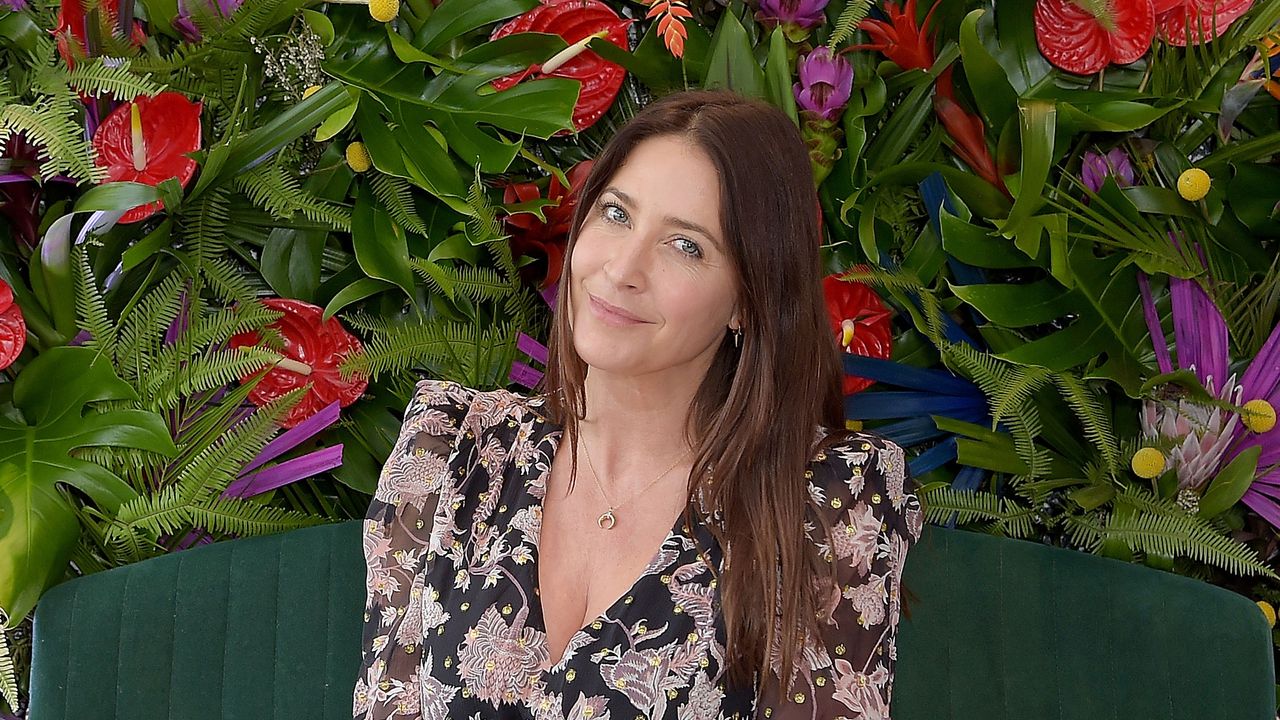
{"left": 847, "top": 0, "right": 941, "bottom": 72}
{"left": 228, "top": 299, "right": 368, "bottom": 428}
{"left": 489, "top": 0, "right": 632, "bottom": 133}
{"left": 54, "top": 0, "right": 146, "bottom": 70}
{"left": 0, "top": 279, "right": 27, "bottom": 371}
{"left": 503, "top": 159, "right": 595, "bottom": 289}
{"left": 1034, "top": 0, "right": 1155, "bottom": 75}
{"left": 823, "top": 273, "right": 893, "bottom": 395}
{"left": 92, "top": 92, "right": 202, "bottom": 224}
{"left": 1154, "top": 0, "right": 1252, "bottom": 46}
{"left": 845, "top": 0, "right": 1004, "bottom": 194}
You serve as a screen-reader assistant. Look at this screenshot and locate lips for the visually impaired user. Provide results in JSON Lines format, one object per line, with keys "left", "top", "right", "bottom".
{"left": 587, "top": 293, "right": 648, "bottom": 325}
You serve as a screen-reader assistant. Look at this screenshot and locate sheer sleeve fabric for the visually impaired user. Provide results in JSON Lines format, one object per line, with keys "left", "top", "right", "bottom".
{"left": 757, "top": 434, "right": 924, "bottom": 720}
{"left": 353, "top": 380, "right": 474, "bottom": 720}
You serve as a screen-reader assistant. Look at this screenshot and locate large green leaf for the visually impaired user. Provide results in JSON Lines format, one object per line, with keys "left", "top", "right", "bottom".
{"left": 959, "top": 9, "right": 1017, "bottom": 131}
{"left": 702, "top": 7, "right": 765, "bottom": 99}
{"left": 0, "top": 347, "right": 177, "bottom": 626}
{"left": 413, "top": 0, "right": 537, "bottom": 52}
{"left": 328, "top": 10, "right": 576, "bottom": 141}
{"left": 352, "top": 181, "right": 416, "bottom": 300}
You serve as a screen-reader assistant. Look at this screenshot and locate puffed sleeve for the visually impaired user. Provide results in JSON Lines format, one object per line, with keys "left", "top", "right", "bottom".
{"left": 756, "top": 433, "right": 924, "bottom": 720}
{"left": 353, "top": 379, "right": 474, "bottom": 720}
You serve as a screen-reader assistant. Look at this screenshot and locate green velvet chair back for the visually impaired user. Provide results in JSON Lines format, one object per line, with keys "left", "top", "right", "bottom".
{"left": 28, "top": 521, "right": 1275, "bottom": 719}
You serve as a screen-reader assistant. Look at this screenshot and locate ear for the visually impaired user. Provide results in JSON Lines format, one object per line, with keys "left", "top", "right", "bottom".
{"left": 729, "top": 307, "right": 741, "bottom": 332}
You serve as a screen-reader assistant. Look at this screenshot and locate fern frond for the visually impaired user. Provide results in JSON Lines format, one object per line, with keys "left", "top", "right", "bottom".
{"left": 436, "top": 263, "right": 512, "bottom": 302}
{"left": 0, "top": 98, "right": 105, "bottom": 183}
{"left": 464, "top": 166, "right": 507, "bottom": 245}
{"left": 1052, "top": 372, "right": 1121, "bottom": 477}
{"left": 192, "top": 497, "right": 322, "bottom": 536}
{"left": 1102, "top": 509, "right": 1277, "bottom": 578}
{"left": 74, "top": 246, "right": 118, "bottom": 357}
{"left": 0, "top": 629, "right": 17, "bottom": 713}
{"left": 180, "top": 186, "right": 232, "bottom": 269}
{"left": 201, "top": 256, "right": 259, "bottom": 305}
{"left": 348, "top": 319, "right": 517, "bottom": 385}
{"left": 66, "top": 59, "right": 166, "bottom": 101}
{"left": 143, "top": 347, "right": 276, "bottom": 409}
{"left": 488, "top": 235, "right": 520, "bottom": 284}
{"left": 918, "top": 486, "right": 1035, "bottom": 537}
{"left": 371, "top": 174, "right": 428, "bottom": 235}
{"left": 116, "top": 272, "right": 187, "bottom": 384}
{"left": 234, "top": 161, "right": 352, "bottom": 231}
{"left": 826, "top": 0, "right": 874, "bottom": 48}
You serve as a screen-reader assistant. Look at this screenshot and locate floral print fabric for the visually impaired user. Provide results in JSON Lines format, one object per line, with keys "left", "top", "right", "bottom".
{"left": 354, "top": 380, "right": 923, "bottom": 720}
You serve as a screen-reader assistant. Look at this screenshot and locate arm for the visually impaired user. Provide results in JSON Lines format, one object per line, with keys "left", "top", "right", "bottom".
{"left": 757, "top": 435, "right": 924, "bottom": 720}
{"left": 353, "top": 380, "right": 473, "bottom": 720}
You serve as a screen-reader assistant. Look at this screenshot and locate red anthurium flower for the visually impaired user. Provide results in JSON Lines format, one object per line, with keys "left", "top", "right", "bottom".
{"left": 92, "top": 92, "right": 202, "bottom": 224}
{"left": 229, "top": 299, "right": 368, "bottom": 429}
{"left": 503, "top": 160, "right": 595, "bottom": 289}
{"left": 490, "top": 0, "right": 632, "bottom": 133}
{"left": 1034, "top": 0, "right": 1155, "bottom": 75}
{"left": 823, "top": 273, "right": 893, "bottom": 395}
{"left": 55, "top": 0, "right": 146, "bottom": 70}
{"left": 0, "top": 279, "right": 27, "bottom": 371}
{"left": 847, "top": 0, "right": 942, "bottom": 72}
{"left": 1154, "top": 0, "right": 1252, "bottom": 46}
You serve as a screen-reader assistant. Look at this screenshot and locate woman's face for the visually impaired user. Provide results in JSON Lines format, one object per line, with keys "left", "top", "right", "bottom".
{"left": 568, "top": 135, "right": 740, "bottom": 381}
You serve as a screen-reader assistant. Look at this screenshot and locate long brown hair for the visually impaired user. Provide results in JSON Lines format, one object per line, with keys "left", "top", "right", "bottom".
{"left": 541, "top": 89, "right": 854, "bottom": 695}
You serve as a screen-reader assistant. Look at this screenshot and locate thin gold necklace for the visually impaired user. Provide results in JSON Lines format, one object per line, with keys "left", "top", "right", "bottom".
{"left": 579, "top": 432, "right": 690, "bottom": 530}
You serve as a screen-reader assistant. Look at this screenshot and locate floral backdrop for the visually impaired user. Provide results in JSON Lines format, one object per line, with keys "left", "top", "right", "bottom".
{"left": 1, "top": 0, "right": 1279, "bottom": 713}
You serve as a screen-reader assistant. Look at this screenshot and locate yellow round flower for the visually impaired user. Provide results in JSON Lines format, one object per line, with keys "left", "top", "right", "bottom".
{"left": 1177, "top": 168, "right": 1211, "bottom": 201}
{"left": 302, "top": 85, "right": 322, "bottom": 100}
{"left": 1241, "top": 399, "right": 1276, "bottom": 434}
{"left": 1130, "top": 447, "right": 1166, "bottom": 479}
{"left": 1259, "top": 600, "right": 1276, "bottom": 629}
{"left": 368, "top": 0, "right": 399, "bottom": 22}
{"left": 345, "top": 142, "right": 372, "bottom": 173}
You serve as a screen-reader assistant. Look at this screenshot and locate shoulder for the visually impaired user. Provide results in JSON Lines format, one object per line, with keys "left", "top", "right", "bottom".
{"left": 410, "top": 380, "right": 553, "bottom": 439}
{"left": 807, "top": 431, "right": 924, "bottom": 544}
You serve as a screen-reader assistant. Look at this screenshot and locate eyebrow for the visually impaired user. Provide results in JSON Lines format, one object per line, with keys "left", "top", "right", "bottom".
{"left": 602, "top": 186, "right": 723, "bottom": 251}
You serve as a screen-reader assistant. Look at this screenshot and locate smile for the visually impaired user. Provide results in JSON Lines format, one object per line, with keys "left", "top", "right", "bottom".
{"left": 588, "top": 293, "right": 648, "bottom": 326}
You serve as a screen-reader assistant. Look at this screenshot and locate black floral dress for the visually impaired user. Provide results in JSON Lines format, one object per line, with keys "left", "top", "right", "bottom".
{"left": 354, "top": 380, "right": 923, "bottom": 720}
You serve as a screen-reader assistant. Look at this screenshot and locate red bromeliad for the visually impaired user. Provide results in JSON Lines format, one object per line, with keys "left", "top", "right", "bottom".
{"left": 91, "top": 92, "right": 202, "bottom": 223}
{"left": 823, "top": 274, "right": 893, "bottom": 395}
{"left": 54, "top": 0, "right": 146, "bottom": 70}
{"left": 1034, "top": 0, "right": 1155, "bottom": 75}
{"left": 848, "top": 0, "right": 941, "bottom": 72}
{"left": 490, "top": 0, "right": 632, "bottom": 133}
{"left": 847, "top": 0, "right": 1004, "bottom": 193}
{"left": 503, "top": 160, "right": 595, "bottom": 290}
{"left": 228, "top": 299, "right": 368, "bottom": 429}
{"left": 1153, "top": 0, "right": 1253, "bottom": 46}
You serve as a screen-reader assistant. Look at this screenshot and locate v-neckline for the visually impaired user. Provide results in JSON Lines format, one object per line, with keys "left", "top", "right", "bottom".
{"left": 522, "top": 405, "right": 690, "bottom": 672}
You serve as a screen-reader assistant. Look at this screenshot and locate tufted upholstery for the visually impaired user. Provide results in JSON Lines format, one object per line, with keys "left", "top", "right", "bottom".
{"left": 28, "top": 521, "right": 1275, "bottom": 719}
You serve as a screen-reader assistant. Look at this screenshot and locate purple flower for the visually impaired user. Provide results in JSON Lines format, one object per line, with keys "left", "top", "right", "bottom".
{"left": 172, "top": 0, "right": 242, "bottom": 43}
{"left": 794, "top": 46, "right": 853, "bottom": 122}
{"left": 1, "top": 0, "right": 27, "bottom": 11}
{"left": 1139, "top": 268, "right": 1280, "bottom": 529}
{"left": 756, "top": 0, "right": 829, "bottom": 29}
{"left": 1081, "top": 147, "right": 1136, "bottom": 193}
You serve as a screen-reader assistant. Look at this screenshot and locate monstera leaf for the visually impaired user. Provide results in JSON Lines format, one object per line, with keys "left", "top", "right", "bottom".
{"left": 0, "top": 346, "right": 177, "bottom": 627}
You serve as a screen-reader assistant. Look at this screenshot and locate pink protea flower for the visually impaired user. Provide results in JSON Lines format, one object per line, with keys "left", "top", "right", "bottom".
{"left": 1140, "top": 375, "right": 1242, "bottom": 492}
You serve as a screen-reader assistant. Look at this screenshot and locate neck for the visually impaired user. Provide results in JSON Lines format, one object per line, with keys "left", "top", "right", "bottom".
{"left": 574, "top": 365, "right": 703, "bottom": 492}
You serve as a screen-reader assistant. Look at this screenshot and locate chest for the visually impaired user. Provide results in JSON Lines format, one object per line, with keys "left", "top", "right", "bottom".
{"left": 536, "top": 452, "right": 691, "bottom": 656}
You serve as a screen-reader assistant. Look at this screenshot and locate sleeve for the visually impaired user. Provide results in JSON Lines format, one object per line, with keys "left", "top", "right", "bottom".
{"left": 353, "top": 379, "right": 474, "bottom": 720}
{"left": 756, "top": 434, "right": 925, "bottom": 720}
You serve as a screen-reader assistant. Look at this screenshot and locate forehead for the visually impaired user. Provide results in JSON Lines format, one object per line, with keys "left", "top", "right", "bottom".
{"left": 607, "top": 136, "right": 722, "bottom": 233}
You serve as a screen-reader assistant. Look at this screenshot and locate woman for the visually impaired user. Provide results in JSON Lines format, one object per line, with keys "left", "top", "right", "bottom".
{"left": 354, "top": 89, "right": 923, "bottom": 720}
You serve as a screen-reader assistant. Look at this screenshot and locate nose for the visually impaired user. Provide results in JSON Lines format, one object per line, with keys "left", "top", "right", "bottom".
{"left": 601, "top": 233, "right": 650, "bottom": 291}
